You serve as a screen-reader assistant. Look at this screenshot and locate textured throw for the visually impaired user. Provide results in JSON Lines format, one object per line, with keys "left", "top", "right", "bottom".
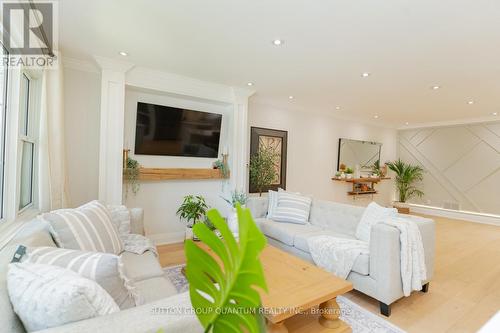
{"left": 272, "top": 191, "right": 312, "bottom": 224}
{"left": 7, "top": 262, "right": 119, "bottom": 332}
{"left": 121, "top": 233, "right": 158, "bottom": 257}
{"left": 308, "top": 236, "right": 369, "bottom": 279}
{"left": 41, "top": 200, "right": 124, "bottom": 255}
{"left": 385, "top": 216, "right": 427, "bottom": 296}
{"left": 21, "top": 246, "right": 141, "bottom": 309}
{"left": 266, "top": 190, "right": 279, "bottom": 219}
{"left": 107, "top": 205, "right": 131, "bottom": 236}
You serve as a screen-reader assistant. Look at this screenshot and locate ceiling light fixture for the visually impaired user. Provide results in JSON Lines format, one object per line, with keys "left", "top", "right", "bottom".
{"left": 247, "top": 82, "right": 253, "bottom": 86}
{"left": 335, "top": 106, "right": 341, "bottom": 110}
{"left": 467, "top": 100, "right": 474, "bottom": 105}
{"left": 405, "top": 122, "right": 409, "bottom": 125}
{"left": 119, "top": 51, "right": 128, "bottom": 56}
{"left": 374, "top": 115, "right": 379, "bottom": 119}
{"left": 493, "top": 112, "right": 498, "bottom": 116}
{"left": 432, "top": 85, "right": 440, "bottom": 90}
{"left": 288, "top": 95, "right": 294, "bottom": 100}
{"left": 362, "top": 72, "right": 370, "bottom": 77}
{"left": 272, "top": 39, "right": 283, "bottom": 46}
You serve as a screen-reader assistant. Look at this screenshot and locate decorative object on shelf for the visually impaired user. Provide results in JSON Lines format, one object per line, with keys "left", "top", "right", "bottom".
{"left": 386, "top": 159, "right": 425, "bottom": 214}
{"left": 176, "top": 195, "right": 209, "bottom": 241}
{"left": 212, "top": 153, "right": 230, "bottom": 179}
{"left": 184, "top": 205, "right": 267, "bottom": 333}
{"left": 249, "top": 127, "right": 287, "bottom": 193}
{"left": 371, "top": 160, "right": 382, "bottom": 177}
{"left": 339, "top": 163, "right": 346, "bottom": 172}
{"left": 222, "top": 190, "right": 248, "bottom": 238}
{"left": 345, "top": 167, "right": 354, "bottom": 179}
{"left": 249, "top": 146, "right": 279, "bottom": 197}
{"left": 123, "top": 153, "right": 141, "bottom": 196}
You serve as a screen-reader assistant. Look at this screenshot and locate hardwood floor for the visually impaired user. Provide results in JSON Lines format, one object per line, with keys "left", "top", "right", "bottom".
{"left": 157, "top": 215, "right": 500, "bottom": 333}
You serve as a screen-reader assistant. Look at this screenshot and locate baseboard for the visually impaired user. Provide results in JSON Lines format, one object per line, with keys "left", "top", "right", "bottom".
{"left": 147, "top": 231, "right": 185, "bottom": 245}
{"left": 408, "top": 204, "right": 500, "bottom": 226}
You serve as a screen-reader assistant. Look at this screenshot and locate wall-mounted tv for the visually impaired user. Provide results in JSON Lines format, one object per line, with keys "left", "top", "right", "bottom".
{"left": 134, "top": 102, "right": 222, "bottom": 158}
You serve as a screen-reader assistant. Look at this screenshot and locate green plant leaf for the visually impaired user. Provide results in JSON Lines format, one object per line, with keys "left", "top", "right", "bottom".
{"left": 185, "top": 205, "right": 268, "bottom": 333}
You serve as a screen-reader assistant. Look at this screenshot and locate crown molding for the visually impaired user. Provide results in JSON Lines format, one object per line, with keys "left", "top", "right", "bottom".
{"left": 398, "top": 116, "right": 500, "bottom": 130}
{"left": 62, "top": 56, "right": 100, "bottom": 73}
{"left": 93, "top": 55, "right": 135, "bottom": 73}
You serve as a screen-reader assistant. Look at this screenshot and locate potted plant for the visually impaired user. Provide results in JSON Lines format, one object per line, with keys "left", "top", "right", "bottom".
{"left": 371, "top": 160, "right": 381, "bottom": 177}
{"left": 176, "top": 195, "right": 209, "bottom": 241}
{"left": 213, "top": 158, "right": 229, "bottom": 178}
{"left": 222, "top": 190, "right": 248, "bottom": 237}
{"left": 345, "top": 167, "right": 354, "bottom": 179}
{"left": 123, "top": 156, "right": 141, "bottom": 197}
{"left": 249, "top": 146, "right": 278, "bottom": 196}
{"left": 386, "top": 159, "right": 424, "bottom": 214}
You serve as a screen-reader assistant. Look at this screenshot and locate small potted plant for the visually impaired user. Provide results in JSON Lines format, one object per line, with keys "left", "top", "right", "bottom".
{"left": 249, "top": 147, "right": 278, "bottom": 196}
{"left": 123, "top": 156, "right": 141, "bottom": 196}
{"left": 345, "top": 167, "right": 354, "bottom": 179}
{"left": 386, "top": 159, "right": 424, "bottom": 214}
{"left": 176, "top": 195, "right": 209, "bottom": 241}
{"left": 222, "top": 190, "right": 248, "bottom": 237}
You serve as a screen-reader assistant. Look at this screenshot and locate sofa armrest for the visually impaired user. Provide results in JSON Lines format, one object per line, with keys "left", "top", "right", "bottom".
{"left": 403, "top": 215, "right": 435, "bottom": 281}
{"left": 246, "top": 197, "right": 269, "bottom": 219}
{"left": 129, "top": 208, "right": 145, "bottom": 236}
{"left": 36, "top": 292, "right": 203, "bottom": 333}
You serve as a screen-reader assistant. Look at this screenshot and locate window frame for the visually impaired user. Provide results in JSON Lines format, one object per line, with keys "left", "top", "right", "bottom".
{"left": 0, "top": 44, "right": 8, "bottom": 221}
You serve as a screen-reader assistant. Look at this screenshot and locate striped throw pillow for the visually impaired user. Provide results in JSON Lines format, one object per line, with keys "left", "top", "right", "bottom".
{"left": 41, "top": 200, "right": 124, "bottom": 255}
{"left": 272, "top": 191, "right": 312, "bottom": 224}
{"left": 21, "top": 246, "right": 141, "bottom": 309}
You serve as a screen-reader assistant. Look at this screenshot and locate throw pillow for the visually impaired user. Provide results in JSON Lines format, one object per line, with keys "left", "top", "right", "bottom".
{"left": 107, "top": 205, "right": 131, "bottom": 236}
{"left": 41, "top": 200, "right": 124, "bottom": 255}
{"left": 7, "top": 262, "right": 119, "bottom": 332}
{"left": 267, "top": 190, "right": 279, "bottom": 219}
{"left": 355, "top": 202, "right": 398, "bottom": 242}
{"left": 20, "top": 246, "right": 141, "bottom": 309}
{"left": 272, "top": 191, "right": 312, "bottom": 224}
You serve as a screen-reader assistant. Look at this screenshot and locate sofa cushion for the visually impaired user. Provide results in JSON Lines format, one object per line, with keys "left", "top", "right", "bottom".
{"left": 7, "top": 262, "right": 119, "bottom": 332}
{"left": 22, "top": 246, "right": 139, "bottom": 309}
{"left": 120, "top": 251, "right": 164, "bottom": 282}
{"left": 42, "top": 201, "right": 124, "bottom": 255}
{"left": 309, "top": 200, "right": 365, "bottom": 235}
{"left": 293, "top": 230, "right": 370, "bottom": 276}
{"left": 260, "top": 220, "right": 322, "bottom": 246}
{"left": 134, "top": 277, "right": 178, "bottom": 303}
{"left": 273, "top": 192, "right": 312, "bottom": 225}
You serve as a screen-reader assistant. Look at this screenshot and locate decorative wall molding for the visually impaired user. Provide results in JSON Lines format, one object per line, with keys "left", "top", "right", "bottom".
{"left": 398, "top": 116, "right": 500, "bottom": 130}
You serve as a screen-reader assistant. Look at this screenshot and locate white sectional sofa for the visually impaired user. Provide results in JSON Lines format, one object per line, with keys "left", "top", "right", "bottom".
{"left": 0, "top": 209, "right": 202, "bottom": 333}
{"left": 247, "top": 196, "right": 435, "bottom": 316}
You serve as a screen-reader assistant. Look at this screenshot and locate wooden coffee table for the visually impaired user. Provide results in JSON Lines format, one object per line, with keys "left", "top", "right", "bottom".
{"left": 196, "top": 244, "right": 353, "bottom": 333}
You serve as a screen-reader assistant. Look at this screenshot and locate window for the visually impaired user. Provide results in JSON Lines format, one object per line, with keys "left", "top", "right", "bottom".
{"left": 0, "top": 45, "right": 8, "bottom": 219}
{"left": 18, "top": 73, "right": 35, "bottom": 211}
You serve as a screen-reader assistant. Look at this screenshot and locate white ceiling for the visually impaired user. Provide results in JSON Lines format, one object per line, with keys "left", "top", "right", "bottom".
{"left": 59, "top": 0, "right": 500, "bottom": 126}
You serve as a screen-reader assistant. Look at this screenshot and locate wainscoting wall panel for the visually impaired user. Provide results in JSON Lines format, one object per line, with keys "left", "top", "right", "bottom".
{"left": 398, "top": 121, "right": 500, "bottom": 215}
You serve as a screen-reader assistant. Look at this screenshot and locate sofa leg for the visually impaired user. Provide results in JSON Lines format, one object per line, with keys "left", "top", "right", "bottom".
{"left": 379, "top": 302, "right": 391, "bottom": 317}
{"left": 421, "top": 282, "right": 430, "bottom": 293}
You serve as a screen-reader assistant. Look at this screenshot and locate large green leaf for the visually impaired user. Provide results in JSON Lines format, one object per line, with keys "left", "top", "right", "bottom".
{"left": 185, "top": 205, "right": 268, "bottom": 333}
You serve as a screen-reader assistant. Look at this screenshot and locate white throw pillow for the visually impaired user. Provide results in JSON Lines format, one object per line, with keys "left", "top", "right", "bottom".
{"left": 272, "top": 191, "right": 312, "bottom": 224}
{"left": 41, "top": 200, "right": 124, "bottom": 255}
{"left": 107, "top": 205, "right": 131, "bottom": 236}
{"left": 21, "top": 246, "right": 141, "bottom": 309}
{"left": 7, "top": 262, "right": 119, "bottom": 332}
{"left": 355, "top": 202, "right": 397, "bottom": 242}
{"left": 267, "top": 190, "right": 279, "bottom": 219}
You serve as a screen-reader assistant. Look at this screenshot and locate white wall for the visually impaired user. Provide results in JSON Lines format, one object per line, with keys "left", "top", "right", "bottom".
{"left": 123, "top": 88, "right": 234, "bottom": 244}
{"left": 399, "top": 122, "right": 500, "bottom": 215}
{"left": 63, "top": 67, "right": 101, "bottom": 207}
{"left": 248, "top": 101, "right": 398, "bottom": 207}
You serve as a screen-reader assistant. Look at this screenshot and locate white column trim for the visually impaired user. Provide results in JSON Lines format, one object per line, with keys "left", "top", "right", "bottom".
{"left": 94, "top": 56, "right": 134, "bottom": 205}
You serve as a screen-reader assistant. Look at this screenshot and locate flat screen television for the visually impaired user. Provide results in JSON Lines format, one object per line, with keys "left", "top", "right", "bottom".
{"left": 134, "top": 102, "right": 222, "bottom": 158}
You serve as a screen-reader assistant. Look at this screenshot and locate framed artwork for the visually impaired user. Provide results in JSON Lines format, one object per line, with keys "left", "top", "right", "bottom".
{"left": 249, "top": 127, "right": 288, "bottom": 193}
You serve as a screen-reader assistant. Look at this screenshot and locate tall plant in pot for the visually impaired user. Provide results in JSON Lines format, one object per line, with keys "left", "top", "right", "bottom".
{"left": 249, "top": 146, "right": 278, "bottom": 196}
{"left": 176, "top": 195, "right": 209, "bottom": 241}
{"left": 386, "top": 159, "right": 424, "bottom": 213}
{"left": 222, "top": 190, "right": 248, "bottom": 238}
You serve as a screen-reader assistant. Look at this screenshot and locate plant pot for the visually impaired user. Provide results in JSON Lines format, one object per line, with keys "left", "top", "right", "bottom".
{"left": 346, "top": 174, "right": 353, "bottom": 179}
{"left": 393, "top": 201, "right": 410, "bottom": 214}
{"left": 227, "top": 207, "right": 240, "bottom": 239}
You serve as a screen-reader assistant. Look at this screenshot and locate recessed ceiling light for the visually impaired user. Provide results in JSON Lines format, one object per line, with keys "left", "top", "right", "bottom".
{"left": 467, "top": 100, "right": 474, "bottom": 105}
{"left": 362, "top": 72, "right": 370, "bottom": 77}
{"left": 288, "top": 95, "right": 294, "bottom": 100}
{"left": 374, "top": 115, "right": 379, "bottom": 119}
{"left": 405, "top": 122, "right": 409, "bottom": 125}
{"left": 493, "top": 112, "right": 498, "bottom": 116}
{"left": 432, "top": 85, "right": 440, "bottom": 90}
{"left": 119, "top": 51, "right": 128, "bottom": 56}
{"left": 335, "top": 106, "right": 341, "bottom": 110}
{"left": 272, "top": 39, "right": 283, "bottom": 46}
{"left": 247, "top": 82, "right": 253, "bottom": 86}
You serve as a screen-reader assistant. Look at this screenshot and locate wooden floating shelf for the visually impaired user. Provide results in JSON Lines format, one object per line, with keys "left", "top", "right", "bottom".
{"left": 332, "top": 177, "right": 391, "bottom": 183}
{"left": 333, "top": 176, "right": 390, "bottom": 197}
{"left": 348, "top": 191, "right": 378, "bottom": 196}
{"left": 125, "top": 168, "right": 228, "bottom": 181}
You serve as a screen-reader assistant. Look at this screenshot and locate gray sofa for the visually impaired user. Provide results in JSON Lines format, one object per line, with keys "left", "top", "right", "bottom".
{"left": 0, "top": 208, "right": 202, "bottom": 333}
{"left": 247, "top": 197, "right": 435, "bottom": 316}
